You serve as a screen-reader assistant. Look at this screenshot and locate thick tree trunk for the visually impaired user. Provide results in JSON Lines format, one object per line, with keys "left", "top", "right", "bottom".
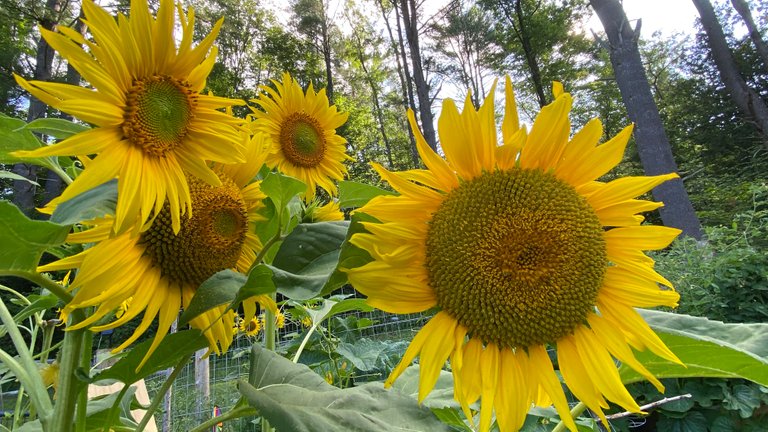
{"left": 377, "top": 0, "right": 419, "bottom": 167}
{"left": 13, "top": 0, "right": 63, "bottom": 217}
{"left": 590, "top": 0, "right": 703, "bottom": 239}
{"left": 399, "top": 0, "right": 437, "bottom": 151}
{"left": 731, "top": 0, "right": 768, "bottom": 73}
{"left": 692, "top": 0, "right": 768, "bottom": 148}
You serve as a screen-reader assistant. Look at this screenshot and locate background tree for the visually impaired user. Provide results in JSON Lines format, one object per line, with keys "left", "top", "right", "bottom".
{"left": 292, "top": 0, "right": 337, "bottom": 101}
{"left": 590, "top": 0, "right": 703, "bottom": 239}
{"left": 692, "top": 0, "right": 768, "bottom": 148}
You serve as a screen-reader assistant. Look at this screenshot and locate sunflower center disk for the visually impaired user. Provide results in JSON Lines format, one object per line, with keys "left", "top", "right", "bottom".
{"left": 426, "top": 169, "right": 607, "bottom": 348}
{"left": 140, "top": 175, "right": 248, "bottom": 286}
{"left": 279, "top": 113, "right": 327, "bottom": 167}
{"left": 123, "top": 76, "right": 196, "bottom": 157}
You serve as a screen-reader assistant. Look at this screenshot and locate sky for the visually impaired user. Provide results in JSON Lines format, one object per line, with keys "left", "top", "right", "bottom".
{"left": 588, "top": 0, "right": 701, "bottom": 37}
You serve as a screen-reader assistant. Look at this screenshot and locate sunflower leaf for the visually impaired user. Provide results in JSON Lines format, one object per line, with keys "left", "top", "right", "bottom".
{"left": 178, "top": 269, "right": 244, "bottom": 326}
{"left": 87, "top": 330, "right": 208, "bottom": 384}
{"left": 230, "top": 264, "right": 276, "bottom": 308}
{"left": 269, "top": 221, "right": 348, "bottom": 300}
{"left": 24, "top": 118, "right": 90, "bottom": 140}
{"left": 338, "top": 180, "right": 396, "bottom": 209}
{"left": 239, "top": 344, "right": 451, "bottom": 432}
{"left": 324, "top": 213, "right": 375, "bottom": 296}
{"left": 50, "top": 180, "right": 117, "bottom": 225}
{"left": 0, "top": 114, "right": 58, "bottom": 171}
{"left": 0, "top": 170, "right": 40, "bottom": 185}
{"left": 619, "top": 310, "right": 768, "bottom": 386}
{"left": 0, "top": 201, "right": 70, "bottom": 272}
{"left": 260, "top": 171, "right": 306, "bottom": 213}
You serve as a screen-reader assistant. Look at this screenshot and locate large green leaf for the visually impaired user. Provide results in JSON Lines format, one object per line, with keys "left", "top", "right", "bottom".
{"left": 270, "top": 221, "right": 349, "bottom": 300}
{"left": 88, "top": 330, "right": 208, "bottom": 384}
{"left": 25, "top": 118, "right": 89, "bottom": 140}
{"left": 50, "top": 180, "right": 117, "bottom": 225}
{"left": 338, "top": 180, "right": 395, "bottom": 209}
{"left": 178, "top": 269, "right": 245, "bottom": 326}
{"left": 324, "top": 213, "right": 375, "bottom": 296}
{"left": 0, "top": 200, "right": 70, "bottom": 272}
{"left": 239, "top": 345, "right": 451, "bottom": 432}
{"left": 231, "top": 264, "right": 276, "bottom": 307}
{"left": 619, "top": 310, "right": 768, "bottom": 386}
{"left": 0, "top": 114, "right": 58, "bottom": 170}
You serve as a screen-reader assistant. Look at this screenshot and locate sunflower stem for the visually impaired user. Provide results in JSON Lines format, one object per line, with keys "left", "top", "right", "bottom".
{"left": 50, "top": 164, "right": 74, "bottom": 185}
{"left": 259, "top": 294, "right": 277, "bottom": 432}
{"left": 188, "top": 404, "right": 257, "bottom": 432}
{"left": 51, "top": 309, "right": 87, "bottom": 432}
{"left": 0, "top": 270, "right": 74, "bottom": 303}
{"left": 552, "top": 402, "right": 588, "bottom": 432}
{"left": 0, "top": 297, "right": 53, "bottom": 426}
{"left": 136, "top": 354, "right": 189, "bottom": 432}
{"left": 253, "top": 231, "right": 283, "bottom": 267}
{"left": 75, "top": 326, "right": 93, "bottom": 432}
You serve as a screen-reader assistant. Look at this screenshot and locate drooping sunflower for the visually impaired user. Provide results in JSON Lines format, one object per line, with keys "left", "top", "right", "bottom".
{"left": 250, "top": 72, "right": 351, "bottom": 197}
{"left": 13, "top": 0, "right": 245, "bottom": 234}
{"left": 39, "top": 133, "right": 274, "bottom": 366}
{"left": 344, "top": 78, "right": 683, "bottom": 431}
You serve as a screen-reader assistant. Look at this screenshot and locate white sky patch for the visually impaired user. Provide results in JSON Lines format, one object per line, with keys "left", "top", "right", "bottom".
{"left": 587, "top": 0, "right": 701, "bottom": 37}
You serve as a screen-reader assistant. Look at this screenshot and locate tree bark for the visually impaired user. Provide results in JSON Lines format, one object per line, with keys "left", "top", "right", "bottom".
{"left": 13, "top": 0, "right": 63, "bottom": 217}
{"left": 377, "top": 0, "right": 419, "bottom": 167}
{"left": 590, "top": 0, "right": 703, "bottom": 239}
{"left": 43, "top": 4, "right": 87, "bottom": 206}
{"left": 731, "top": 0, "right": 768, "bottom": 73}
{"left": 319, "top": 5, "right": 334, "bottom": 102}
{"left": 399, "top": 0, "right": 437, "bottom": 151}
{"left": 692, "top": 0, "right": 768, "bottom": 148}
{"left": 498, "top": 0, "right": 548, "bottom": 107}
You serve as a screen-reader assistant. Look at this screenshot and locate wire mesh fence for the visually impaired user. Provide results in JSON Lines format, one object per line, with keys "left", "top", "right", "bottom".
{"left": 143, "top": 295, "right": 429, "bottom": 432}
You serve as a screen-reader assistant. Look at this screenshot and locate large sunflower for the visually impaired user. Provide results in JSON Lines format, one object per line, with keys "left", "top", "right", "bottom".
{"left": 13, "top": 0, "right": 245, "bottom": 234}
{"left": 250, "top": 72, "right": 350, "bottom": 197}
{"left": 344, "top": 78, "right": 683, "bottom": 431}
{"left": 39, "top": 133, "right": 274, "bottom": 366}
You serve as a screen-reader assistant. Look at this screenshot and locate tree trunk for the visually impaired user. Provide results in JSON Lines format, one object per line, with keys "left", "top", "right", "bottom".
{"left": 692, "top": 0, "right": 768, "bottom": 148}
{"left": 499, "top": 0, "right": 548, "bottom": 107}
{"left": 320, "top": 11, "right": 334, "bottom": 102}
{"left": 590, "top": 0, "right": 703, "bottom": 239}
{"left": 351, "top": 30, "right": 395, "bottom": 168}
{"left": 731, "top": 0, "right": 768, "bottom": 73}
{"left": 43, "top": 4, "right": 87, "bottom": 206}
{"left": 378, "top": 0, "right": 419, "bottom": 167}
{"left": 399, "top": 0, "right": 437, "bottom": 151}
{"left": 13, "top": 0, "right": 63, "bottom": 217}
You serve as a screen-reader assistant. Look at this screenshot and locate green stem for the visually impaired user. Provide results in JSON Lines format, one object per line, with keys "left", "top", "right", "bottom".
{"left": 252, "top": 231, "right": 282, "bottom": 269}
{"left": 0, "top": 271, "right": 74, "bottom": 303}
{"left": 136, "top": 354, "right": 189, "bottom": 432}
{"left": 259, "top": 294, "right": 277, "bottom": 432}
{"left": 187, "top": 405, "right": 257, "bottom": 432}
{"left": 75, "top": 328, "right": 93, "bottom": 432}
{"left": 0, "top": 297, "right": 53, "bottom": 421}
{"left": 50, "top": 164, "right": 74, "bottom": 185}
{"left": 102, "top": 385, "right": 130, "bottom": 432}
{"left": 13, "top": 384, "right": 24, "bottom": 430}
{"left": 552, "top": 402, "right": 587, "bottom": 432}
{"left": 50, "top": 310, "right": 87, "bottom": 432}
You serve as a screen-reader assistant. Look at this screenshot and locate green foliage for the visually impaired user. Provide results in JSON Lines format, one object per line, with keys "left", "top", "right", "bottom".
{"left": 239, "top": 344, "right": 452, "bottom": 432}
{"left": 655, "top": 190, "right": 768, "bottom": 323}
{"left": 0, "top": 200, "right": 69, "bottom": 273}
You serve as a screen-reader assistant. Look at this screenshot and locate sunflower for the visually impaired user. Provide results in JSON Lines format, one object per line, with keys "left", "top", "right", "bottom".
{"left": 13, "top": 0, "right": 245, "bottom": 234}
{"left": 239, "top": 316, "right": 263, "bottom": 337}
{"left": 251, "top": 72, "right": 351, "bottom": 197}
{"left": 39, "top": 133, "right": 274, "bottom": 366}
{"left": 304, "top": 199, "right": 344, "bottom": 222}
{"left": 344, "top": 78, "right": 683, "bottom": 431}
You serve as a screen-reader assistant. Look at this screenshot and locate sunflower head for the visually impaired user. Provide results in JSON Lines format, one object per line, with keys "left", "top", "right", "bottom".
{"left": 250, "top": 73, "right": 351, "bottom": 198}
{"left": 12, "top": 0, "right": 246, "bottom": 234}
{"left": 345, "top": 77, "right": 682, "bottom": 431}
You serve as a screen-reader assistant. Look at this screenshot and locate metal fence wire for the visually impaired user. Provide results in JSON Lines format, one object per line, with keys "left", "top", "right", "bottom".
{"left": 144, "top": 287, "right": 428, "bottom": 432}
